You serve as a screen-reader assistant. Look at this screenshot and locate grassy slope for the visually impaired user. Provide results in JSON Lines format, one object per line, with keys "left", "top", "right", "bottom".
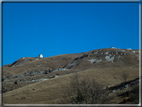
{"left": 2, "top": 48, "right": 140, "bottom": 104}
{"left": 3, "top": 67, "right": 139, "bottom": 104}
{"left": 3, "top": 53, "right": 84, "bottom": 77}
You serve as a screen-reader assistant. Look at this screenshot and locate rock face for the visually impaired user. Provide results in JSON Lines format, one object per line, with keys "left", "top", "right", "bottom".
{"left": 52, "top": 68, "right": 68, "bottom": 72}
{"left": 88, "top": 59, "right": 102, "bottom": 64}
{"left": 105, "top": 55, "right": 115, "bottom": 63}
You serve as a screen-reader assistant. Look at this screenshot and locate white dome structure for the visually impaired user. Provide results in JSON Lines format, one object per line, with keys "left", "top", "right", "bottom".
{"left": 110, "top": 47, "right": 114, "bottom": 49}
{"left": 38, "top": 54, "right": 43, "bottom": 58}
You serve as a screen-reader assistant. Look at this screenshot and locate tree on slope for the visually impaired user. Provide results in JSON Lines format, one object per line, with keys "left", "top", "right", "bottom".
{"left": 62, "top": 72, "right": 110, "bottom": 104}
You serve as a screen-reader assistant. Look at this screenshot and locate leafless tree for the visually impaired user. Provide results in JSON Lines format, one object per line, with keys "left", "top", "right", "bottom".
{"left": 121, "top": 71, "right": 129, "bottom": 84}
{"left": 61, "top": 72, "right": 110, "bottom": 104}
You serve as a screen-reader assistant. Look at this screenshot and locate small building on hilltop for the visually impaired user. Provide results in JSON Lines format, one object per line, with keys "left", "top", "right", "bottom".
{"left": 38, "top": 54, "right": 43, "bottom": 58}
{"left": 110, "top": 46, "right": 118, "bottom": 49}
{"left": 110, "top": 47, "right": 114, "bottom": 49}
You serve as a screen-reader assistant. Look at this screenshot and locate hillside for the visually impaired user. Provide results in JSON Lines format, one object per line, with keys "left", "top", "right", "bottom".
{"left": 2, "top": 48, "right": 141, "bottom": 104}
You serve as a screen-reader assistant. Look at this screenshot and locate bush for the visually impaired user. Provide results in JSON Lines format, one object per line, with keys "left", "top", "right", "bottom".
{"left": 14, "top": 80, "right": 17, "bottom": 84}
{"left": 62, "top": 72, "right": 110, "bottom": 104}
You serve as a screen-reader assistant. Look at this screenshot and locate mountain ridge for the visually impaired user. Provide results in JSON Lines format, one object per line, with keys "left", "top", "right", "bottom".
{"left": 2, "top": 48, "right": 140, "bottom": 104}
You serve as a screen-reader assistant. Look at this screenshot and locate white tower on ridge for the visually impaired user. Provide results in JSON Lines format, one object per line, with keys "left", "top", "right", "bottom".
{"left": 38, "top": 54, "right": 43, "bottom": 58}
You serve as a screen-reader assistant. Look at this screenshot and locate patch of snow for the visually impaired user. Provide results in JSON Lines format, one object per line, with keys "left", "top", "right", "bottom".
{"left": 69, "top": 62, "right": 76, "bottom": 66}
{"left": 124, "top": 53, "right": 126, "bottom": 55}
{"left": 105, "top": 52, "right": 109, "bottom": 54}
{"left": 118, "top": 55, "right": 121, "bottom": 60}
{"left": 52, "top": 68, "right": 68, "bottom": 72}
{"left": 112, "top": 90, "right": 115, "bottom": 93}
{"left": 120, "top": 53, "right": 123, "bottom": 55}
{"left": 23, "top": 57, "right": 25, "bottom": 59}
{"left": 54, "top": 75, "right": 59, "bottom": 78}
{"left": 88, "top": 59, "right": 96, "bottom": 64}
{"left": 125, "top": 84, "right": 129, "bottom": 88}
{"left": 105, "top": 55, "right": 114, "bottom": 63}
{"left": 39, "top": 71, "right": 45, "bottom": 74}
{"left": 132, "top": 51, "right": 136, "bottom": 53}
{"left": 88, "top": 59, "right": 102, "bottom": 64}
{"left": 40, "top": 79, "right": 48, "bottom": 81}
{"left": 32, "top": 79, "right": 48, "bottom": 82}
{"left": 59, "top": 68, "right": 68, "bottom": 71}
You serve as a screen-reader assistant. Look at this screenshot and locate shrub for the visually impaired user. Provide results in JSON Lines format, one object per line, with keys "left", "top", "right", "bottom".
{"left": 14, "top": 80, "right": 17, "bottom": 84}
{"left": 62, "top": 72, "right": 110, "bottom": 104}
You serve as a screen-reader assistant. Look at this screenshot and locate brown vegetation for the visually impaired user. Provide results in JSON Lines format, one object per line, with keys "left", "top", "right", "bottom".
{"left": 61, "top": 72, "right": 111, "bottom": 104}
{"left": 2, "top": 48, "right": 140, "bottom": 104}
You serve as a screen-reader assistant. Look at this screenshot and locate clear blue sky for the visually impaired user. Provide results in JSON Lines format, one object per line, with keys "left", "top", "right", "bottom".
{"left": 2, "top": 2, "right": 139, "bottom": 66}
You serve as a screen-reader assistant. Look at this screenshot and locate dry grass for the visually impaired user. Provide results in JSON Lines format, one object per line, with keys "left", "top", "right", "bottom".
{"left": 2, "top": 48, "right": 140, "bottom": 104}
{"left": 3, "top": 67, "right": 139, "bottom": 104}
{"left": 3, "top": 53, "right": 83, "bottom": 76}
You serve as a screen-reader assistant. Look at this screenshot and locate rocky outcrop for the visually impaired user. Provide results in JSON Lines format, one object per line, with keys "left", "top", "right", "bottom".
{"left": 105, "top": 55, "right": 114, "bottom": 63}
{"left": 52, "top": 68, "right": 68, "bottom": 72}
{"left": 88, "top": 59, "right": 102, "bottom": 64}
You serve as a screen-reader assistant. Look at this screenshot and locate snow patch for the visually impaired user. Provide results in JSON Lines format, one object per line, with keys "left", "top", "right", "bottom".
{"left": 88, "top": 59, "right": 102, "bottom": 64}
{"left": 52, "top": 68, "right": 68, "bottom": 72}
{"left": 109, "top": 54, "right": 112, "bottom": 56}
{"left": 35, "top": 58, "right": 38, "bottom": 60}
{"left": 132, "top": 51, "right": 136, "bottom": 53}
{"left": 54, "top": 75, "right": 59, "bottom": 78}
{"left": 105, "top": 55, "right": 114, "bottom": 63}
{"left": 118, "top": 55, "right": 121, "bottom": 60}
{"left": 69, "top": 62, "right": 76, "bottom": 67}
{"left": 105, "top": 52, "right": 109, "bottom": 54}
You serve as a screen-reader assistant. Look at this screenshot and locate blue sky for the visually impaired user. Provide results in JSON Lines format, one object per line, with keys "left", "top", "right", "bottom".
{"left": 2, "top": 2, "right": 139, "bottom": 66}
